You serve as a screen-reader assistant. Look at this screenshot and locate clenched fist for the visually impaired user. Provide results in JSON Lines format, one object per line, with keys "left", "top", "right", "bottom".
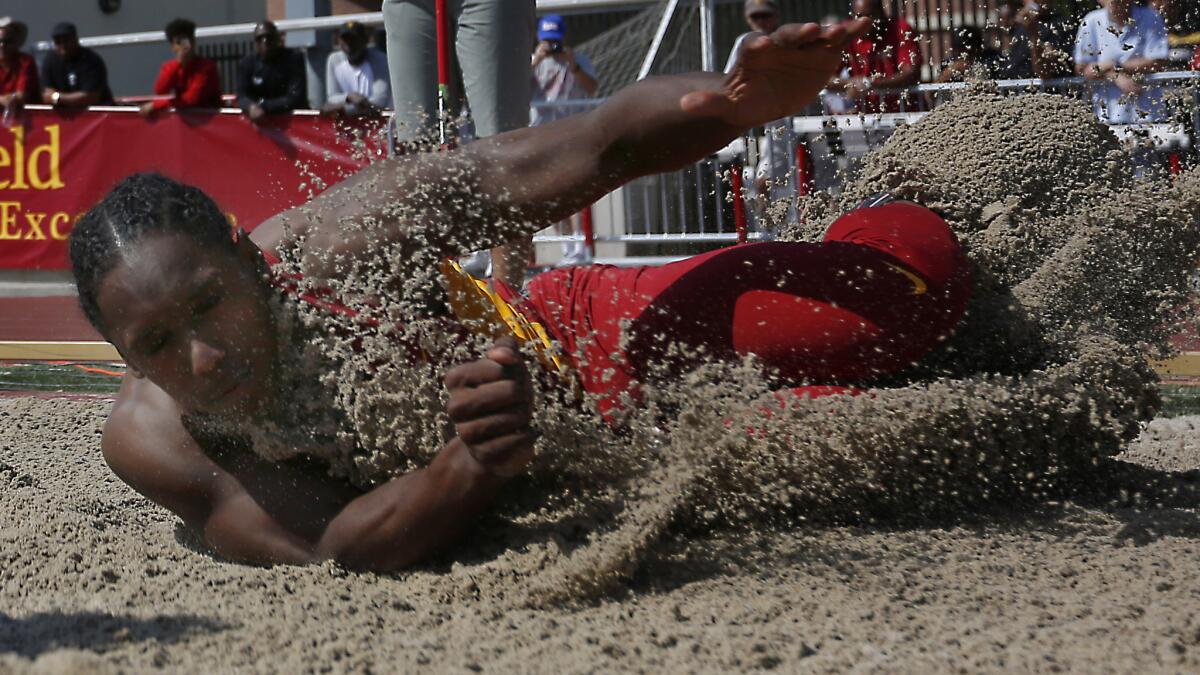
{"left": 443, "top": 337, "right": 536, "bottom": 477}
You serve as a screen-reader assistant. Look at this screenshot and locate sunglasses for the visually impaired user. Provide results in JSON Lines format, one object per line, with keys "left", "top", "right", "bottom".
{"left": 748, "top": 12, "right": 777, "bottom": 21}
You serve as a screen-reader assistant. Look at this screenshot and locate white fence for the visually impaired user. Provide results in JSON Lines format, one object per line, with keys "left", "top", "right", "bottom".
{"left": 531, "top": 72, "right": 1199, "bottom": 267}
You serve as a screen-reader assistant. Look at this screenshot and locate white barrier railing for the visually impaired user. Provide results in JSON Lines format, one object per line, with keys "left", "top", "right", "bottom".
{"left": 529, "top": 72, "right": 1199, "bottom": 266}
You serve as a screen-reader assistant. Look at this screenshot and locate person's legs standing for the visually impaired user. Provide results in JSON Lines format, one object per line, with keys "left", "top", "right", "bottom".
{"left": 384, "top": 0, "right": 439, "bottom": 145}
{"left": 457, "top": 0, "right": 537, "bottom": 286}
{"left": 455, "top": 0, "right": 535, "bottom": 138}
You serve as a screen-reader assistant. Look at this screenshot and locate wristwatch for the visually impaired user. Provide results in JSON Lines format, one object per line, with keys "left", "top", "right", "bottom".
{"left": 51, "top": 91, "right": 61, "bottom": 105}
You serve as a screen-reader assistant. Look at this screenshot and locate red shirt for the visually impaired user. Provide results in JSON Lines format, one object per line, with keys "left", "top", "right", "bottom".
{"left": 1192, "top": 47, "right": 1200, "bottom": 71}
{"left": 152, "top": 57, "right": 222, "bottom": 110}
{"left": 845, "top": 18, "right": 924, "bottom": 113}
{"left": 0, "top": 53, "right": 40, "bottom": 101}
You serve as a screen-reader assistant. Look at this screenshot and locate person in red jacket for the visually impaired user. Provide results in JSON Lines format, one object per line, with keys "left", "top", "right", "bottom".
{"left": 140, "top": 18, "right": 222, "bottom": 117}
{"left": 1191, "top": 46, "right": 1199, "bottom": 71}
{"left": 0, "top": 20, "right": 40, "bottom": 117}
{"left": 831, "top": 0, "right": 923, "bottom": 113}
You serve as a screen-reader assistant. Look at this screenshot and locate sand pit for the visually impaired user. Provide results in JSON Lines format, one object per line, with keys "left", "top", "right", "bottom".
{"left": 4, "top": 89, "right": 1200, "bottom": 670}
{"left": 1, "top": 397, "right": 1199, "bottom": 672}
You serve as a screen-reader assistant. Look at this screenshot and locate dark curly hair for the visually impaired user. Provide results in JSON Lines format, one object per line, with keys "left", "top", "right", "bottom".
{"left": 164, "top": 18, "right": 196, "bottom": 43}
{"left": 69, "top": 173, "right": 236, "bottom": 336}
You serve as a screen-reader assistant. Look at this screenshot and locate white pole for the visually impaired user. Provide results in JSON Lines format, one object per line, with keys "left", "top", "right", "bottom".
{"left": 699, "top": 0, "right": 716, "bottom": 72}
{"left": 638, "top": 0, "right": 681, "bottom": 81}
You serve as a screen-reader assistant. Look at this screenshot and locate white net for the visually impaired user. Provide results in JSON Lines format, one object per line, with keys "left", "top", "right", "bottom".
{"left": 577, "top": 1, "right": 702, "bottom": 96}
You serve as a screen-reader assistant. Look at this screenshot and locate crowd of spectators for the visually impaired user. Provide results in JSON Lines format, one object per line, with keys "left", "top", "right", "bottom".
{"left": 0, "top": 3, "right": 1191, "bottom": 128}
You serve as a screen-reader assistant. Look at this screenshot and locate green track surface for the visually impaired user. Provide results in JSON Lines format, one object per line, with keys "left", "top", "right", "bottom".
{"left": 1161, "top": 383, "right": 1200, "bottom": 418}
{"left": 0, "top": 362, "right": 123, "bottom": 394}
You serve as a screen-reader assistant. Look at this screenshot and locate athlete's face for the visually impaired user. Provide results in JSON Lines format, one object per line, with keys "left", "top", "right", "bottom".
{"left": 96, "top": 232, "right": 279, "bottom": 418}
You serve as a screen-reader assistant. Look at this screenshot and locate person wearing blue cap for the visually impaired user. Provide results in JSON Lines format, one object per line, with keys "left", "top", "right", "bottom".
{"left": 530, "top": 15, "right": 597, "bottom": 126}
{"left": 530, "top": 14, "right": 599, "bottom": 266}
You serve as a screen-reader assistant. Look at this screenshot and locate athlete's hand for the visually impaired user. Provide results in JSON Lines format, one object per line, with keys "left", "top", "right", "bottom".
{"left": 444, "top": 337, "right": 536, "bottom": 477}
{"left": 681, "top": 19, "right": 868, "bottom": 130}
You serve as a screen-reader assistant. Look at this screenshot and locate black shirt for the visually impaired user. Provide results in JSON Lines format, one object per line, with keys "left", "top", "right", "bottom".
{"left": 40, "top": 47, "right": 114, "bottom": 105}
{"left": 236, "top": 49, "right": 308, "bottom": 113}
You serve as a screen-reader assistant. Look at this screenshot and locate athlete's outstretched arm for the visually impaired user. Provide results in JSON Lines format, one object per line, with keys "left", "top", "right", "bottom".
{"left": 254, "top": 21, "right": 866, "bottom": 273}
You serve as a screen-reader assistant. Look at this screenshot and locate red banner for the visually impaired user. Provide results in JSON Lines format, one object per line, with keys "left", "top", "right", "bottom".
{"left": 0, "top": 107, "right": 383, "bottom": 270}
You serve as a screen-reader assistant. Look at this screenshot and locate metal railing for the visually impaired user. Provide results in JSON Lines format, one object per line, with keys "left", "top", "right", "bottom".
{"left": 528, "top": 72, "right": 1199, "bottom": 266}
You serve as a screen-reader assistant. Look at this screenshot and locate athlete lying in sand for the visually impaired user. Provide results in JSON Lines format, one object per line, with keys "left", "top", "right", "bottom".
{"left": 68, "top": 19, "right": 972, "bottom": 571}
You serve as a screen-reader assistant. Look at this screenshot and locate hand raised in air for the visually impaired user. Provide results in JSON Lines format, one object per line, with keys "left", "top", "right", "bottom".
{"left": 681, "top": 19, "right": 869, "bottom": 130}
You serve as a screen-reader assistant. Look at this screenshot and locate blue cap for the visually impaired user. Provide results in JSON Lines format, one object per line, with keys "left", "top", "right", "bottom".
{"left": 538, "top": 15, "right": 565, "bottom": 42}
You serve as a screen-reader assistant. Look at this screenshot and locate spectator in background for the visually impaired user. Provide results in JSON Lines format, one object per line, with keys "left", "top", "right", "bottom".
{"left": 530, "top": 14, "right": 598, "bottom": 266}
{"left": 236, "top": 21, "right": 307, "bottom": 123}
{"left": 1148, "top": 0, "right": 1196, "bottom": 68}
{"left": 530, "top": 15, "right": 597, "bottom": 126}
{"left": 382, "top": 0, "right": 536, "bottom": 287}
{"left": 726, "top": 0, "right": 798, "bottom": 232}
{"left": 0, "top": 20, "right": 39, "bottom": 117}
{"left": 992, "top": 0, "right": 1074, "bottom": 80}
{"left": 832, "top": 0, "right": 923, "bottom": 113}
{"left": 322, "top": 21, "right": 390, "bottom": 117}
{"left": 41, "top": 22, "right": 114, "bottom": 108}
{"left": 936, "top": 26, "right": 1001, "bottom": 82}
{"left": 1193, "top": 47, "right": 1200, "bottom": 71}
{"left": 724, "top": 0, "right": 781, "bottom": 71}
{"left": 1074, "top": 0, "right": 1169, "bottom": 123}
{"left": 141, "top": 18, "right": 222, "bottom": 117}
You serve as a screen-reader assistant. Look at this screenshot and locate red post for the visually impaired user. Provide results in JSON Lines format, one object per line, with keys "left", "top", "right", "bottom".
{"left": 1169, "top": 152, "right": 1182, "bottom": 177}
{"left": 730, "top": 163, "right": 748, "bottom": 244}
{"left": 580, "top": 204, "right": 595, "bottom": 257}
{"left": 435, "top": 0, "right": 453, "bottom": 149}
{"left": 795, "top": 139, "right": 814, "bottom": 197}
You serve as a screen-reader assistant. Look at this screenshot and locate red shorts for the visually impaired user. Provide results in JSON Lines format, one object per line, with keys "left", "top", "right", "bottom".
{"left": 503, "top": 201, "right": 972, "bottom": 415}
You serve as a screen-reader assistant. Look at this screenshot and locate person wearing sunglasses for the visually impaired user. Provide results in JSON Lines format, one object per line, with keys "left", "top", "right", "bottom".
{"left": 236, "top": 21, "right": 308, "bottom": 124}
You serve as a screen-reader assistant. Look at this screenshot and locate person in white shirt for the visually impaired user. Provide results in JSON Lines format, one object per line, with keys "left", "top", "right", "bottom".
{"left": 323, "top": 21, "right": 391, "bottom": 117}
{"left": 725, "top": 0, "right": 796, "bottom": 233}
{"left": 530, "top": 15, "right": 600, "bottom": 266}
{"left": 1073, "top": 0, "right": 1169, "bottom": 124}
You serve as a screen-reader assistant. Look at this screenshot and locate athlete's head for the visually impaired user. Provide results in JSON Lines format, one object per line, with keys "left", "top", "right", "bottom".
{"left": 70, "top": 173, "right": 278, "bottom": 417}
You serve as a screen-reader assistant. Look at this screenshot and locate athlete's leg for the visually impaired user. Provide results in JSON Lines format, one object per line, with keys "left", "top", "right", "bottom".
{"left": 622, "top": 200, "right": 970, "bottom": 383}
{"left": 522, "top": 200, "right": 969, "bottom": 414}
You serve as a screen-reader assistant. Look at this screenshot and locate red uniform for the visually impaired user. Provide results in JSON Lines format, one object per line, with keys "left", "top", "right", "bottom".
{"left": 844, "top": 18, "right": 924, "bottom": 113}
{"left": 499, "top": 200, "right": 971, "bottom": 415}
{"left": 151, "top": 57, "right": 222, "bottom": 110}
{"left": 1191, "top": 47, "right": 1200, "bottom": 71}
{"left": 0, "top": 53, "right": 40, "bottom": 101}
{"left": 265, "top": 200, "right": 971, "bottom": 418}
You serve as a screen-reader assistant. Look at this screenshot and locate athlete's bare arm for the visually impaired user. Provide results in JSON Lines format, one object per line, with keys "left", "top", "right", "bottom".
{"left": 252, "top": 21, "right": 866, "bottom": 275}
{"left": 103, "top": 339, "right": 534, "bottom": 571}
